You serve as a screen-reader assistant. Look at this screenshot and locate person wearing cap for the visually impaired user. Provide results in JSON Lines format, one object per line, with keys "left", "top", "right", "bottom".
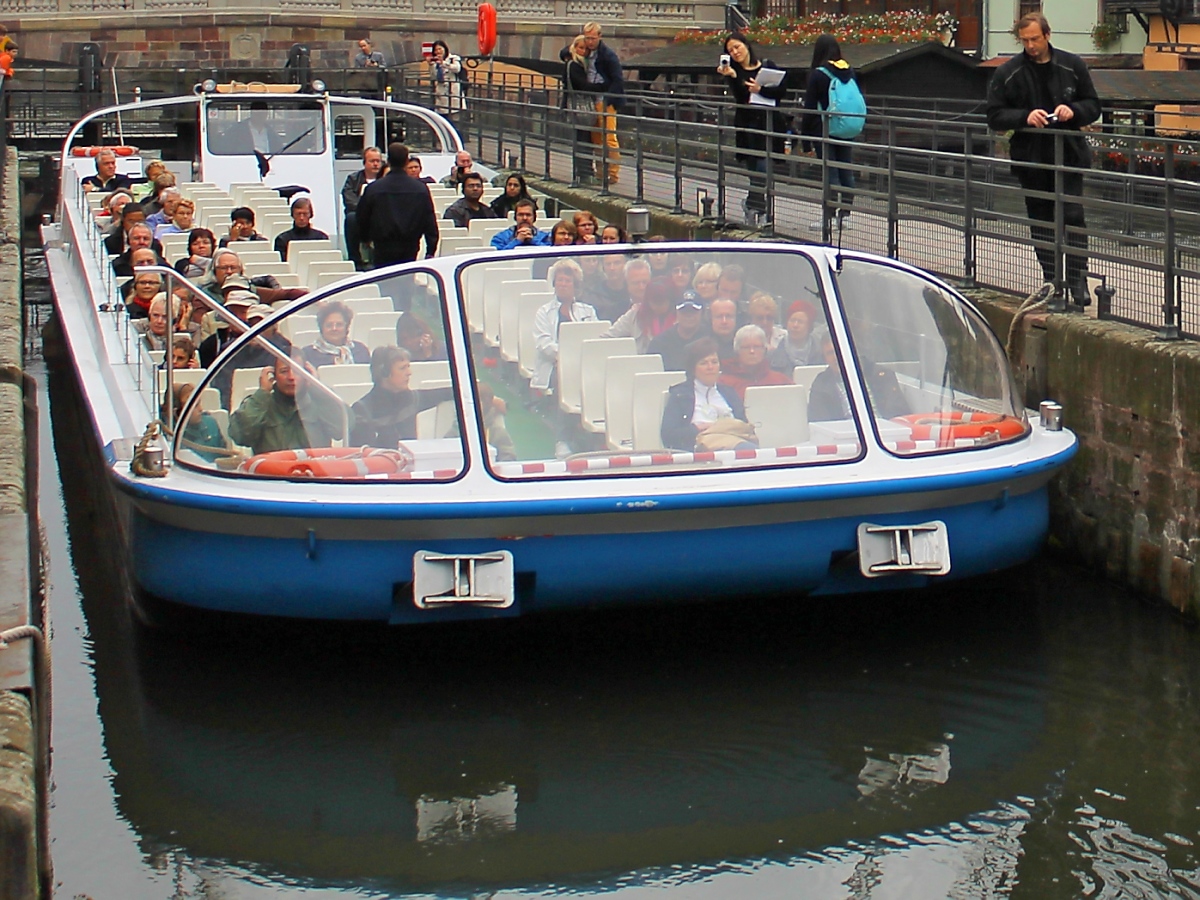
{"left": 648, "top": 291, "right": 711, "bottom": 372}
{"left": 602, "top": 272, "right": 676, "bottom": 354}
{"left": 274, "top": 197, "right": 329, "bottom": 261}
{"left": 717, "top": 324, "right": 792, "bottom": 402}
{"left": 199, "top": 289, "right": 258, "bottom": 368}
{"left": 207, "top": 304, "right": 293, "bottom": 408}
{"left": 230, "top": 354, "right": 349, "bottom": 455}
{"left": 769, "top": 299, "right": 823, "bottom": 373}
{"left": 219, "top": 208, "right": 269, "bottom": 248}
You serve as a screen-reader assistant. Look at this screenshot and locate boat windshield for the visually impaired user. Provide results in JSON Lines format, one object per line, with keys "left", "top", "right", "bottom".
{"left": 206, "top": 99, "right": 327, "bottom": 156}
{"left": 178, "top": 268, "right": 465, "bottom": 481}
{"left": 834, "top": 259, "right": 1028, "bottom": 455}
{"left": 459, "top": 246, "right": 861, "bottom": 478}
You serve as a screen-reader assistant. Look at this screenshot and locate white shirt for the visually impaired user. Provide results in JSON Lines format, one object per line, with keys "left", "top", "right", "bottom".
{"left": 692, "top": 380, "right": 732, "bottom": 427}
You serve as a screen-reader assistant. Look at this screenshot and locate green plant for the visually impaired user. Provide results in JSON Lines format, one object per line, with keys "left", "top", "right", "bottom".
{"left": 673, "top": 11, "right": 958, "bottom": 46}
{"left": 1092, "top": 20, "right": 1120, "bottom": 50}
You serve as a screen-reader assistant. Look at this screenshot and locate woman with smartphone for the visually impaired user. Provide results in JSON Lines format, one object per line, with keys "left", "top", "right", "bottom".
{"left": 717, "top": 35, "right": 789, "bottom": 223}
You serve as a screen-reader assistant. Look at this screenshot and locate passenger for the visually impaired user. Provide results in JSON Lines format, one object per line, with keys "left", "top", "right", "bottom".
{"left": 624, "top": 257, "right": 652, "bottom": 308}
{"left": 573, "top": 210, "right": 599, "bottom": 244}
{"left": 210, "top": 303, "right": 293, "bottom": 408}
{"left": 126, "top": 271, "right": 163, "bottom": 319}
{"left": 163, "top": 383, "right": 226, "bottom": 463}
{"left": 141, "top": 159, "right": 167, "bottom": 184}
{"left": 139, "top": 171, "right": 176, "bottom": 216}
{"left": 717, "top": 263, "right": 748, "bottom": 308}
{"left": 747, "top": 292, "right": 786, "bottom": 350}
{"left": 229, "top": 355, "right": 350, "bottom": 455}
{"left": 661, "top": 336, "right": 753, "bottom": 452}
{"left": 490, "top": 199, "right": 550, "bottom": 250}
{"left": 105, "top": 205, "right": 144, "bottom": 255}
{"left": 441, "top": 149, "right": 474, "bottom": 189}
{"left": 807, "top": 328, "right": 850, "bottom": 421}
{"left": 645, "top": 240, "right": 671, "bottom": 278}
{"left": 476, "top": 381, "right": 516, "bottom": 462}
{"left": 154, "top": 198, "right": 195, "bottom": 241}
{"left": 769, "top": 299, "right": 823, "bottom": 372}
{"left": 490, "top": 174, "right": 534, "bottom": 219}
{"left": 219, "top": 207, "right": 269, "bottom": 248}
{"left": 718, "top": 324, "right": 792, "bottom": 401}
{"left": 533, "top": 260, "right": 597, "bottom": 459}
{"left": 442, "top": 171, "right": 499, "bottom": 229}
{"left": 395, "top": 313, "right": 448, "bottom": 361}
{"left": 708, "top": 297, "right": 739, "bottom": 360}
{"left": 274, "top": 197, "right": 329, "bottom": 261}
{"left": 119, "top": 247, "right": 162, "bottom": 303}
{"left": 100, "top": 189, "right": 136, "bottom": 230}
{"left": 81, "top": 148, "right": 132, "bottom": 193}
{"left": 145, "top": 187, "right": 181, "bottom": 231}
{"left": 586, "top": 253, "right": 630, "bottom": 321}
{"left": 647, "top": 291, "right": 710, "bottom": 372}
{"left": 170, "top": 335, "right": 199, "bottom": 370}
{"left": 133, "top": 293, "right": 172, "bottom": 351}
{"left": 600, "top": 223, "right": 629, "bottom": 244}
{"left": 578, "top": 254, "right": 604, "bottom": 299}
{"left": 532, "top": 220, "right": 579, "bottom": 280}
{"left": 200, "top": 250, "right": 305, "bottom": 307}
{"left": 403, "top": 156, "right": 437, "bottom": 184}
{"left": 173, "top": 227, "right": 216, "bottom": 281}
{"left": 169, "top": 292, "right": 201, "bottom": 346}
{"left": 604, "top": 275, "right": 676, "bottom": 353}
{"left": 301, "top": 299, "right": 371, "bottom": 368}
{"left": 110, "top": 222, "right": 167, "bottom": 276}
{"left": 350, "top": 346, "right": 451, "bottom": 447}
{"left": 668, "top": 255, "right": 694, "bottom": 296}
{"left": 692, "top": 262, "right": 722, "bottom": 305}
{"left": 198, "top": 289, "right": 258, "bottom": 368}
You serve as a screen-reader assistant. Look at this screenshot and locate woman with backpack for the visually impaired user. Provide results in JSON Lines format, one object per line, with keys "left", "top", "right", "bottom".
{"left": 717, "top": 35, "right": 789, "bottom": 224}
{"left": 800, "top": 34, "right": 865, "bottom": 230}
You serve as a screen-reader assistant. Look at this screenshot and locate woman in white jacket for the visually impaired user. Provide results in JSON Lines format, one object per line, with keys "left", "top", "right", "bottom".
{"left": 429, "top": 41, "right": 465, "bottom": 121}
{"left": 532, "top": 259, "right": 598, "bottom": 393}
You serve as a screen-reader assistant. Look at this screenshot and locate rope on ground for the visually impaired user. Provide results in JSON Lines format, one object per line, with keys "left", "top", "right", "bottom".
{"left": 1005, "top": 282, "right": 1054, "bottom": 362}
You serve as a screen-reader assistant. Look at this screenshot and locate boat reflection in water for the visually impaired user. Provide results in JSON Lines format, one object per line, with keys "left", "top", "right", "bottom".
{"left": 91, "top": 584, "right": 1055, "bottom": 895}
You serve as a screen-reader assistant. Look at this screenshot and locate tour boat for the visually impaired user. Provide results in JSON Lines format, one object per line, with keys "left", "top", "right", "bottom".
{"left": 43, "top": 86, "right": 1077, "bottom": 624}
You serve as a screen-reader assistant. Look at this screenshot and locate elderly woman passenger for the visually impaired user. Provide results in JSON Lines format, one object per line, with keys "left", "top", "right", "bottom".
{"left": 302, "top": 299, "right": 371, "bottom": 368}
{"left": 532, "top": 259, "right": 598, "bottom": 393}
{"left": 718, "top": 324, "right": 792, "bottom": 401}
{"left": 747, "top": 292, "right": 786, "bottom": 351}
{"left": 661, "top": 337, "right": 752, "bottom": 452}
{"left": 769, "top": 299, "right": 823, "bottom": 372}
{"left": 126, "top": 271, "right": 163, "bottom": 318}
{"left": 350, "top": 346, "right": 451, "bottom": 447}
{"left": 133, "top": 293, "right": 173, "bottom": 351}
{"left": 692, "top": 262, "right": 722, "bottom": 305}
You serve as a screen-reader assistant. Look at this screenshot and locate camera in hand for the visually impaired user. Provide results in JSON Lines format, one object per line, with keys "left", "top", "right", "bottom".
{"left": 1045, "top": 113, "right": 1059, "bottom": 124}
{"left": 720, "top": 53, "right": 731, "bottom": 68}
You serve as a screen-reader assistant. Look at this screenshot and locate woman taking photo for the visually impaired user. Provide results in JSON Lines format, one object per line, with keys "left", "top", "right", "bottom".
{"left": 717, "top": 35, "right": 788, "bottom": 223}
{"left": 428, "top": 40, "right": 465, "bottom": 122}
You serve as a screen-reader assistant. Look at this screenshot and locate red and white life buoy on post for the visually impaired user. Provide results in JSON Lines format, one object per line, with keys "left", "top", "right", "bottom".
{"left": 477, "top": 3, "right": 497, "bottom": 57}
{"left": 70, "top": 145, "right": 138, "bottom": 158}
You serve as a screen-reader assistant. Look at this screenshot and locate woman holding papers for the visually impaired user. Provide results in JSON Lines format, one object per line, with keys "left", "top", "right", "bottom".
{"left": 717, "top": 35, "right": 789, "bottom": 223}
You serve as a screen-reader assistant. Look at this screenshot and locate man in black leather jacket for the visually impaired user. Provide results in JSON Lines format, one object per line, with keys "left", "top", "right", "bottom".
{"left": 341, "top": 146, "right": 384, "bottom": 270}
{"left": 987, "top": 12, "right": 1100, "bottom": 306}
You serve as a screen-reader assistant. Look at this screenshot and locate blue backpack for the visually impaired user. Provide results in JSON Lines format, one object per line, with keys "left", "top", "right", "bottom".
{"left": 821, "top": 65, "right": 867, "bottom": 139}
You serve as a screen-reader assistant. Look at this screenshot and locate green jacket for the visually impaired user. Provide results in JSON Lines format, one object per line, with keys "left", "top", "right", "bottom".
{"left": 229, "top": 387, "right": 350, "bottom": 455}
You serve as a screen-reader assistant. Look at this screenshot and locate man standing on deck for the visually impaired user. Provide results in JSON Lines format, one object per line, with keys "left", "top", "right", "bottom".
{"left": 342, "top": 146, "right": 384, "bottom": 270}
{"left": 356, "top": 143, "right": 440, "bottom": 269}
{"left": 986, "top": 12, "right": 1100, "bottom": 306}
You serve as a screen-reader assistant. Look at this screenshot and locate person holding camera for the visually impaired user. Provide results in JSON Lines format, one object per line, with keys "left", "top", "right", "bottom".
{"left": 429, "top": 40, "right": 466, "bottom": 123}
{"left": 441, "top": 150, "right": 475, "bottom": 188}
{"left": 354, "top": 39, "right": 384, "bottom": 68}
{"left": 986, "top": 12, "right": 1099, "bottom": 306}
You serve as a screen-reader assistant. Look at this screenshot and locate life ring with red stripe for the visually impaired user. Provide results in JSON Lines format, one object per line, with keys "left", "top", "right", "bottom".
{"left": 70, "top": 145, "right": 139, "bottom": 157}
{"left": 477, "top": 3, "right": 497, "bottom": 56}
{"left": 893, "top": 412, "right": 1026, "bottom": 446}
{"left": 239, "top": 446, "right": 415, "bottom": 478}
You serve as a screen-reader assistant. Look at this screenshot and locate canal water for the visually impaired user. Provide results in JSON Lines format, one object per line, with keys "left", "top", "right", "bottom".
{"left": 25, "top": 264, "right": 1200, "bottom": 899}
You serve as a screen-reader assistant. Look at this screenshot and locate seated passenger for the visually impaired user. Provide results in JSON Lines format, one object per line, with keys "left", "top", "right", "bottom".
{"left": 229, "top": 355, "right": 350, "bottom": 455}
{"left": 173, "top": 227, "right": 216, "bottom": 281}
{"left": 769, "top": 300, "right": 823, "bottom": 372}
{"left": 132, "top": 293, "right": 172, "bottom": 351}
{"left": 490, "top": 174, "right": 534, "bottom": 218}
{"left": 163, "top": 382, "right": 226, "bottom": 463}
{"left": 573, "top": 211, "right": 599, "bottom": 244}
{"left": 126, "top": 271, "right": 163, "bottom": 319}
{"left": 531, "top": 260, "right": 598, "bottom": 394}
{"left": 218, "top": 207, "right": 269, "bottom": 248}
{"left": 198, "top": 290, "right": 258, "bottom": 368}
{"left": 81, "top": 148, "right": 132, "bottom": 194}
{"left": 490, "top": 199, "right": 551, "bottom": 250}
{"left": 807, "top": 328, "right": 910, "bottom": 421}
{"left": 145, "top": 187, "right": 181, "bottom": 231}
{"left": 210, "top": 303, "right": 292, "bottom": 408}
{"left": 404, "top": 155, "right": 438, "bottom": 184}
{"left": 747, "top": 292, "right": 786, "bottom": 351}
{"left": 647, "top": 292, "right": 710, "bottom": 371}
{"left": 274, "top": 197, "right": 329, "bottom": 261}
{"left": 692, "top": 262, "right": 722, "bottom": 306}
{"left": 661, "top": 337, "right": 754, "bottom": 452}
{"left": 120, "top": 248, "right": 162, "bottom": 305}
{"left": 667, "top": 255, "right": 694, "bottom": 296}
{"left": 111, "top": 222, "right": 167, "bottom": 277}
{"left": 586, "top": 253, "right": 631, "bottom": 322}
{"left": 139, "top": 171, "right": 176, "bottom": 216}
{"left": 154, "top": 198, "right": 195, "bottom": 240}
{"left": 396, "top": 314, "right": 448, "bottom": 361}
{"left": 302, "top": 299, "right": 371, "bottom": 368}
{"left": 168, "top": 335, "right": 199, "bottom": 370}
{"left": 604, "top": 276, "right": 676, "bottom": 353}
{"left": 99, "top": 189, "right": 135, "bottom": 228}
{"left": 718, "top": 325, "right": 792, "bottom": 401}
{"left": 477, "top": 381, "right": 516, "bottom": 462}
{"left": 442, "top": 172, "right": 499, "bottom": 229}
{"left": 531, "top": 220, "right": 578, "bottom": 280}
{"left": 350, "top": 346, "right": 451, "bottom": 447}
{"left": 708, "top": 298, "right": 739, "bottom": 361}
{"left": 717, "top": 263, "right": 748, "bottom": 309}
{"left": 600, "top": 224, "right": 629, "bottom": 244}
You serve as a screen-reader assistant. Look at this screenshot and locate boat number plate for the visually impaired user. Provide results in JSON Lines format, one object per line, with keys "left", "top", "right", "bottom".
{"left": 856, "top": 521, "right": 951, "bottom": 578}
{"left": 413, "top": 550, "right": 515, "bottom": 609}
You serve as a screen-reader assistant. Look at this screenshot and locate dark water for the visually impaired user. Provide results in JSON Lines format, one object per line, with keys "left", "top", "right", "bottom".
{"left": 33, "top": 318, "right": 1200, "bottom": 899}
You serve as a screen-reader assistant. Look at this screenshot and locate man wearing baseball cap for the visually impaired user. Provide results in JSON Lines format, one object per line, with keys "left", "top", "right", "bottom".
{"left": 199, "top": 289, "right": 258, "bottom": 368}
{"left": 648, "top": 291, "right": 710, "bottom": 372}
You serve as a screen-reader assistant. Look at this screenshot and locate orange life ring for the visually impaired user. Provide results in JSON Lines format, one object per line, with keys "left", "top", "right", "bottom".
{"left": 893, "top": 412, "right": 1026, "bottom": 446}
{"left": 477, "top": 3, "right": 497, "bottom": 56}
{"left": 239, "top": 446, "right": 414, "bottom": 478}
{"left": 70, "top": 145, "right": 139, "bottom": 158}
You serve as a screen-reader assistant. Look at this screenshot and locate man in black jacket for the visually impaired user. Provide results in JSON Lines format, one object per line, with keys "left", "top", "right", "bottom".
{"left": 986, "top": 12, "right": 1100, "bottom": 306}
{"left": 356, "top": 144, "right": 439, "bottom": 311}
{"left": 561, "top": 23, "right": 625, "bottom": 184}
{"left": 341, "top": 146, "right": 384, "bottom": 270}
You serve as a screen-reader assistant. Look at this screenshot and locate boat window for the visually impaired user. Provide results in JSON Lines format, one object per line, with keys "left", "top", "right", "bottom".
{"left": 835, "top": 259, "right": 1028, "bottom": 456}
{"left": 458, "top": 247, "right": 862, "bottom": 479}
{"left": 175, "top": 269, "right": 467, "bottom": 482}
{"left": 206, "top": 101, "right": 327, "bottom": 156}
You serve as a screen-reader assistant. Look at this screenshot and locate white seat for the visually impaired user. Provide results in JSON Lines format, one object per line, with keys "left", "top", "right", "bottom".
{"left": 334, "top": 284, "right": 383, "bottom": 301}
{"left": 242, "top": 261, "right": 291, "bottom": 279}
{"left": 232, "top": 249, "right": 283, "bottom": 266}
{"left": 333, "top": 382, "right": 372, "bottom": 406}
{"left": 556, "top": 320, "right": 611, "bottom": 416}
{"left": 631, "top": 370, "right": 687, "bottom": 452}
{"left": 517, "top": 291, "right": 548, "bottom": 380}
{"left": 579, "top": 338, "right": 637, "bottom": 434}
{"left": 415, "top": 400, "right": 457, "bottom": 439}
{"left": 485, "top": 276, "right": 545, "bottom": 350}
{"left": 409, "top": 360, "right": 451, "bottom": 390}
{"left": 272, "top": 272, "right": 303, "bottom": 288}
{"left": 309, "top": 262, "right": 358, "bottom": 289}
{"left": 230, "top": 367, "right": 266, "bottom": 409}
{"left": 198, "top": 387, "right": 221, "bottom": 412}
{"left": 351, "top": 311, "right": 400, "bottom": 344}
{"left": 208, "top": 408, "right": 230, "bottom": 442}
{"left": 290, "top": 328, "right": 319, "bottom": 348}
{"left": 276, "top": 313, "right": 316, "bottom": 341}
{"left": 744, "top": 383, "right": 809, "bottom": 448}
{"left": 437, "top": 235, "right": 485, "bottom": 257}
{"left": 160, "top": 234, "right": 189, "bottom": 260}
{"left": 292, "top": 249, "right": 345, "bottom": 284}
{"left": 317, "top": 363, "right": 371, "bottom": 386}
{"left": 466, "top": 262, "right": 525, "bottom": 335}
{"left": 469, "top": 219, "right": 510, "bottom": 239}
{"left": 792, "top": 365, "right": 826, "bottom": 400}
{"left": 171, "top": 368, "right": 207, "bottom": 387}
{"left": 343, "top": 296, "right": 393, "bottom": 315}
{"left": 605, "top": 354, "right": 665, "bottom": 451}
{"left": 367, "top": 326, "right": 397, "bottom": 351}
{"left": 285, "top": 237, "right": 335, "bottom": 262}
{"left": 502, "top": 289, "right": 552, "bottom": 365}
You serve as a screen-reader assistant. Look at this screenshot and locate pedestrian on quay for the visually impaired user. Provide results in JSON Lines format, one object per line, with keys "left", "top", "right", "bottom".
{"left": 560, "top": 23, "right": 624, "bottom": 185}
{"left": 799, "top": 34, "right": 863, "bottom": 231}
{"left": 428, "top": 40, "right": 466, "bottom": 124}
{"left": 986, "top": 12, "right": 1100, "bottom": 306}
{"left": 564, "top": 34, "right": 605, "bottom": 185}
{"left": 354, "top": 39, "right": 384, "bottom": 68}
{"left": 717, "top": 34, "right": 789, "bottom": 224}
{"left": 356, "top": 143, "right": 440, "bottom": 275}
